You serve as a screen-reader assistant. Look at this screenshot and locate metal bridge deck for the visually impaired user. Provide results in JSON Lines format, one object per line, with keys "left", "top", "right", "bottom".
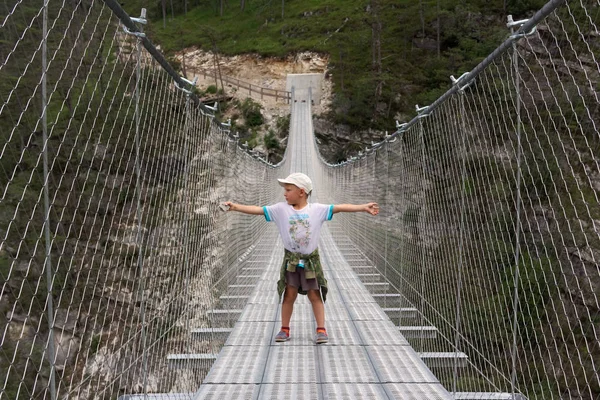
{"left": 194, "top": 79, "right": 452, "bottom": 399}
{"left": 194, "top": 226, "right": 452, "bottom": 399}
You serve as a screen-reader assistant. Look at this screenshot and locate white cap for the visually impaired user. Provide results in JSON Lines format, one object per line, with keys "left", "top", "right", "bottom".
{"left": 277, "top": 172, "right": 313, "bottom": 194}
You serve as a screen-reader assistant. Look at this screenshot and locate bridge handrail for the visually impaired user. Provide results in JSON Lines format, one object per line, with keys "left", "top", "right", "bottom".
{"left": 101, "top": 0, "right": 287, "bottom": 167}
{"left": 102, "top": 0, "right": 230, "bottom": 132}
{"left": 321, "top": 0, "right": 568, "bottom": 168}
{"left": 391, "top": 0, "right": 566, "bottom": 138}
{"left": 196, "top": 68, "right": 291, "bottom": 103}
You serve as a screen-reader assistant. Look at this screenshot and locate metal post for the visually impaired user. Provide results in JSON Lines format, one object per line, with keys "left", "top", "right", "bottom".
{"left": 384, "top": 142, "right": 389, "bottom": 295}
{"left": 396, "top": 136, "right": 404, "bottom": 326}
{"left": 182, "top": 83, "right": 193, "bottom": 388}
{"left": 419, "top": 119, "right": 427, "bottom": 352}
{"left": 452, "top": 94, "right": 468, "bottom": 394}
{"left": 510, "top": 23, "right": 524, "bottom": 399}
{"left": 173, "top": 71, "right": 197, "bottom": 384}
{"left": 131, "top": 9, "right": 148, "bottom": 397}
{"left": 371, "top": 156, "right": 376, "bottom": 267}
{"left": 42, "top": 0, "right": 57, "bottom": 398}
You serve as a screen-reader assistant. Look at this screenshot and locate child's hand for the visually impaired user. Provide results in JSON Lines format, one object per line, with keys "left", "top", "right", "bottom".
{"left": 221, "top": 201, "right": 234, "bottom": 211}
{"left": 365, "top": 203, "right": 379, "bottom": 215}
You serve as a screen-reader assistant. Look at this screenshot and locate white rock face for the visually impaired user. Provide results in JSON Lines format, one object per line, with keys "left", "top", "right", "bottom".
{"left": 174, "top": 48, "right": 332, "bottom": 119}
{"left": 53, "top": 330, "right": 81, "bottom": 372}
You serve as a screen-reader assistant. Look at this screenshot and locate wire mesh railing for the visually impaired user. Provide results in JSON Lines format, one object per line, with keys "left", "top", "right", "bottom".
{"left": 2, "top": 0, "right": 599, "bottom": 398}
{"left": 318, "top": 0, "right": 599, "bottom": 398}
{"left": 0, "top": 0, "right": 285, "bottom": 397}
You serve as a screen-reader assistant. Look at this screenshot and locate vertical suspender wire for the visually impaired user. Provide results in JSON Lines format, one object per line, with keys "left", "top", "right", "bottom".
{"left": 132, "top": 14, "right": 149, "bottom": 397}
{"left": 398, "top": 133, "right": 406, "bottom": 328}
{"left": 363, "top": 158, "right": 367, "bottom": 247}
{"left": 452, "top": 93, "right": 468, "bottom": 394}
{"left": 221, "top": 120, "right": 232, "bottom": 349}
{"left": 182, "top": 86, "right": 193, "bottom": 385}
{"left": 510, "top": 31, "right": 524, "bottom": 399}
{"left": 372, "top": 154, "right": 376, "bottom": 266}
{"left": 42, "top": 0, "right": 57, "bottom": 398}
{"left": 419, "top": 119, "right": 426, "bottom": 353}
{"left": 383, "top": 142, "right": 389, "bottom": 298}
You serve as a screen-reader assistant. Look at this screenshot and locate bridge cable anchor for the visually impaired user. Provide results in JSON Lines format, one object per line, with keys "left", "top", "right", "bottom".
{"left": 204, "top": 102, "right": 218, "bottom": 112}
{"left": 174, "top": 76, "right": 197, "bottom": 95}
{"left": 415, "top": 104, "right": 430, "bottom": 119}
{"left": 507, "top": 15, "right": 537, "bottom": 39}
{"left": 122, "top": 9, "right": 147, "bottom": 37}
{"left": 451, "top": 72, "right": 473, "bottom": 93}
{"left": 395, "top": 121, "right": 408, "bottom": 132}
{"left": 228, "top": 130, "right": 239, "bottom": 143}
{"left": 222, "top": 118, "right": 233, "bottom": 136}
{"left": 385, "top": 130, "right": 398, "bottom": 143}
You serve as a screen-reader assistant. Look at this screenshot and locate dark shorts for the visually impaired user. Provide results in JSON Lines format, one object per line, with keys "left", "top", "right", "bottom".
{"left": 285, "top": 268, "right": 319, "bottom": 292}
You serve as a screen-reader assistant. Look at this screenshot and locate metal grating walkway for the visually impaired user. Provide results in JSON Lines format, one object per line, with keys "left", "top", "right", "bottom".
{"left": 194, "top": 225, "right": 452, "bottom": 399}
{"left": 193, "top": 76, "right": 453, "bottom": 399}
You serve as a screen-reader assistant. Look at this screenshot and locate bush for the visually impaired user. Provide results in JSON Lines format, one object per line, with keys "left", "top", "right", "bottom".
{"left": 264, "top": 130, "right": 280, "bottom": 150}
{"left": 275, "top": 115, "right": 290, "bottom": 138}
{"left": 240, "top": 98, "right": 263, "bottom": 127}
{"left": 246, "top": 130, "right": 259, "bottom": 148}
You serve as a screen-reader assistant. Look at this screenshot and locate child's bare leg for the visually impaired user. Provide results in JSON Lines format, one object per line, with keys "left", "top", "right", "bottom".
{"left": 307, "top": 289, "right": 325, "bottom": 327}
{"left": 281, "top": 285, "right": 298, "bottom": 327}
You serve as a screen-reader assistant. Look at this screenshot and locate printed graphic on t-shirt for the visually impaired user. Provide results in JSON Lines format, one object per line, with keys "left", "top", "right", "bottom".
{"left": 263, "top": 202, "right": 333, "bottom": 254}
{"left": 289, "top": 214, "right": 310, "bottom": 249}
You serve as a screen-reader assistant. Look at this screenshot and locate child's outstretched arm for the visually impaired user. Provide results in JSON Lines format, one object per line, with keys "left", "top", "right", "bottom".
{"left": 333, "top": 203, "right": 379, "bottom": 216}
{"left": 223, "top": 201, "right": 264, "bottom": 215}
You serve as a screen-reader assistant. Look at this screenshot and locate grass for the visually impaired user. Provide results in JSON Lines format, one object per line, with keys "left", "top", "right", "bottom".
{"left": 116, "top": 0, "right": 548, "bottom": 131}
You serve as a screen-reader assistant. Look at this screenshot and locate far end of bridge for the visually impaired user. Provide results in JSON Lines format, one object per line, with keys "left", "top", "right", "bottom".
{"left": 286, "top": 73, "right": 324, "bottom": 104}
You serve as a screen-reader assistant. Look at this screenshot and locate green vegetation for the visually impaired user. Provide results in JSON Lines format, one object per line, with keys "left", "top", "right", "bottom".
{"left": 3, "top": 0, "right": 596, "bottom": 398}
{"left": 239, "top": 98, "right": 264, "bottom": 127}
{"left": 203, "top": 84, "right": 221, "bottom": 95}
{"left": 118, "top": 0, "right": 546, "bottom": 131}
{"left": 275, "top": 114, "right": 290, "bottom": 135}
{"left": 0, "top": 0, "right": 205, "bottom": 393}
{"left": 264, "top": 130, "right": 279, "bottom": 150}
{"left": 227, "top": 98, "right": 264, "bottom": 147}
{"left": 0, "top": 339, "right": 48, "bottom": 399}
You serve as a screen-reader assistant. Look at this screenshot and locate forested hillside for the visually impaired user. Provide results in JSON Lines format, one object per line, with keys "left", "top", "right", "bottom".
{"left": 121, "top": 0, "right": 546, "bottom": 140}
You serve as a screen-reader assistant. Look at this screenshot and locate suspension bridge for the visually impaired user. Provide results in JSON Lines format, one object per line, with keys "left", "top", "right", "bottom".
{"left": 1, "top": 0, "right": 599, "bottom": 399}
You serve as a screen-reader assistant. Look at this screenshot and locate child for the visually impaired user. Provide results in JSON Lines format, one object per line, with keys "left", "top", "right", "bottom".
{"left": 224, "top": 172, "right": 379, "bottom": 344}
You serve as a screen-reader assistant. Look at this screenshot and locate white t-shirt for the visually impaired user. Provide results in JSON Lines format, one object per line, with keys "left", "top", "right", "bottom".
{"left": 263, "top": 202, "right": 334, "bottom": 254}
